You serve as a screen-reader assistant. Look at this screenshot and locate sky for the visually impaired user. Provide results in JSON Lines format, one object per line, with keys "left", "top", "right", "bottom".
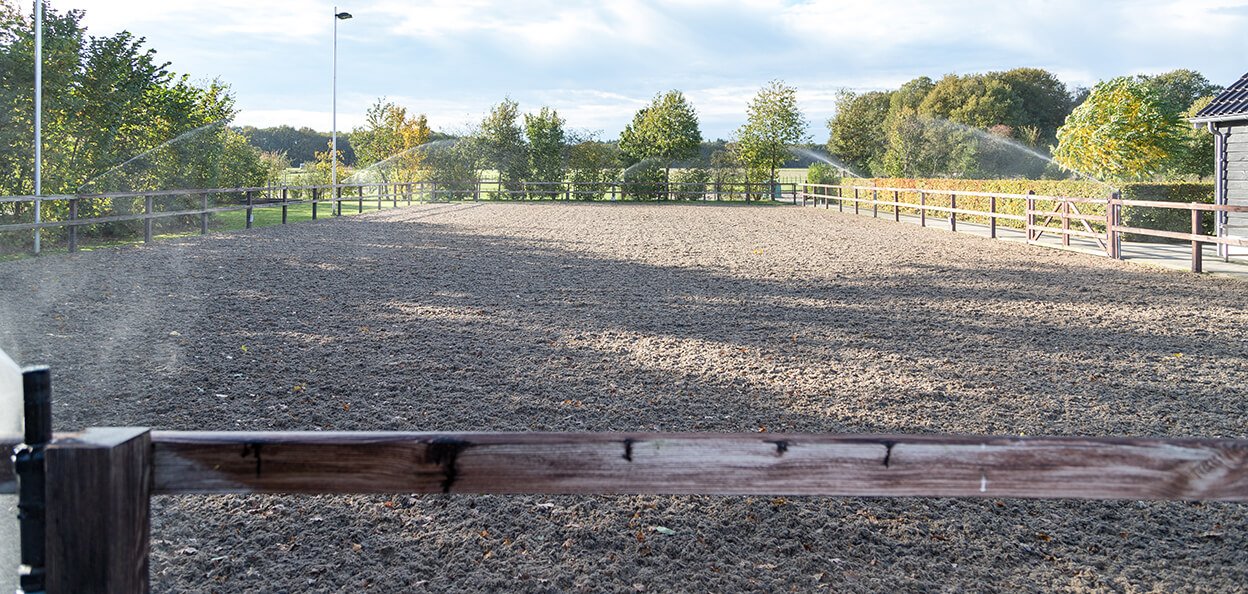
{"left": 48, "top": 0, "right": 1248, "bottom": 141}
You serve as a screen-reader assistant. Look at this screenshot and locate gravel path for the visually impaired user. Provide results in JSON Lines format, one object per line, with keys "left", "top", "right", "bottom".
{"left": 2, "top": 202, "right": 1246, "bottom": 593}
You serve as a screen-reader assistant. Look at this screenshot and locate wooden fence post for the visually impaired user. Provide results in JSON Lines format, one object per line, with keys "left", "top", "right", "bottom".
{"left": 245, "top": 191, "right": 254, "bottom": 229}
{"left": 46, "top": 427, "right": 152, "bottom": 593}
{"left": 311, "top": 188, "right": 319, "bottom": 220}
{"left": 893, "top": 190, "right": 900, "bottom": 222}
{"left": 1192, "top": 207, "right": 1203, "bottom": 273}
{"left": 1062, "top": 199, "right": 1070, "bottom": 246}
{"left": 919, "top": 191, "right": 926, "bottom": 227}
{"left": 143, "top": 196, "right": 153, "bottom": 243}
{"left": 989, "top": 195, "right": 997, "bottom": 239}
{"left": 1025, "top": 190, "right": 1036, "bottom": 242}
{"left": 872, "top": 189, "right": 878, "bottom": 218}
{"left": 378, "top": 184, "right": 384, "bottom": 210}
{"left": 199, "top": 194, "right": 209, "bottom": 235}
{"left": 281, "top": 188, "right": 288, "bottom": 224}
{"left": 68, "top": 198, "right": 79, "bottom": 252}
{"left": 949, "top": 194, "right": 957, "bottom": 232}
{"left": 853, "top": 188, "right": 859, "bottom": 215}
{"left": 358, "top": 185, "right": 364, "bottom": 213}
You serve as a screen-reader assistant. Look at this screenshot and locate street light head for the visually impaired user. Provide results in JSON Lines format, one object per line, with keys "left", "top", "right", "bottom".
{"left": 335, "top": 12, "right": 352, "bottom": 19}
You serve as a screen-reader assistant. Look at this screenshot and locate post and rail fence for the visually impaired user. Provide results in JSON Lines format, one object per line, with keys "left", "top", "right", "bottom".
{"left": 4, "top": 180, "right": 1242, "bottom": 275}
{"left": 3, "top": 366, "right": 1247, "bottom": 592}
{"left": 0, "top": 181, "right": 798, "bottom": 256}
{"left": 797, "top": 183, "right": 1248, "bottom": 274}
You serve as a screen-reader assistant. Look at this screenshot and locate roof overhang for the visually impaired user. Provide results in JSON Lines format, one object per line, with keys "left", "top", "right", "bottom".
{"left": 1189, "top": 115, "right": 1248, "bottom": 127}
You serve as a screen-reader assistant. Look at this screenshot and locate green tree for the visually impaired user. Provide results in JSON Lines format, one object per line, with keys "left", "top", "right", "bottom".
{"left": 825, "top": 90, "right": 890, "bottom": 174}
{"left": 735, "top": 80, "right": 808, "bottom": 198}
{"left": 996, "top": 68, "right": 1073, "bottom": 141}
{"left": 618, "top": 90, "right": 702, "bottom": 197}
{"left": 524, "top": 106, "right": 565, "bottom": 197}
{"left": 1170, "top": 96, "right": 1215, "bottom": 179}
{"left": 1053, "top": 76, "right": 1180, "bottom": 181}
{"left": 1142, "top": 69, "right": 1221, "bottom": 117}
{"left": 477, "top": 98, "right": 527, "bottom": 197}
{"left": 566, "top": 137, "right": 619, "bottom": 200}
{"left": 239, "top": 125, "right": 354, "bottom": 166}
{"left": 351, "top": 99, "right": 431, "bottom": 183}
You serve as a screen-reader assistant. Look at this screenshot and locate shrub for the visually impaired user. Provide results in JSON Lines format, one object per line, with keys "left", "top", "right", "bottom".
{"left": 621, "top": 159, "right": 665, "bottom": 201}
{"left": 671, "top": 167, "right": 711, "bottom": 200}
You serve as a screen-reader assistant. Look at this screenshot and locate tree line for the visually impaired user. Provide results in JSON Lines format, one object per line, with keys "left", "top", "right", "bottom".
{"left": 825, "top": 68, "right": 1220, "bottom": 182}
{"left": 0, "top": 1, "right": 283, "bottom": 198}
{"left": 316, "top": 81, "right": 809, "bottom": 200}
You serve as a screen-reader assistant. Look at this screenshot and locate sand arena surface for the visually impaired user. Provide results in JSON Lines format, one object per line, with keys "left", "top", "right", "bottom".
{"left": 1, "top": 202, "right": 1245, "bottom": 592}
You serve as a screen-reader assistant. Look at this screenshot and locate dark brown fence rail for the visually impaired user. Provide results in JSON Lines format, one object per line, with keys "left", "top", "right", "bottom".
{"left": 0, "top": 181, "right": 798, "bottom": 255}
{"left": 799, "top": 183, "right": 1248, "bottom": 273}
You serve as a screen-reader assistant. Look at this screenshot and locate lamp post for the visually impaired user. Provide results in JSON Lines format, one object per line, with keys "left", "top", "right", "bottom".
{"left": 331, "top": 8, "right": 352, "bottom": 190}
{"left": 33, "top": 0, "right": 42, "bottom": 254}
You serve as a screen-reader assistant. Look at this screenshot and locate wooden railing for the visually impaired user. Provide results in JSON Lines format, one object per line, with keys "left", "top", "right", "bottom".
{"left": 3, "top": 366, "right": 1247, "bottom": 591}
{"left": 798, "top": 183, "right": 1248, "bottom": 273}
{"left": 0, "top": 181, "right": 798, "bottom": 255}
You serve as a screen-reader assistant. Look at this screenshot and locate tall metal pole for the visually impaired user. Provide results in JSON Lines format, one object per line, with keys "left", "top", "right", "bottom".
{"left": 33, "top": 0, "right": 42, "bottom": 254}
{"left": 331, "top": 6, "right": 338, "bottom": 190}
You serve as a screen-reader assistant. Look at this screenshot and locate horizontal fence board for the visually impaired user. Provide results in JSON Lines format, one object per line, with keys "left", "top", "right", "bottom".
{"left": 145, "top": 431, "right": 1248, "bottom": 501}
{"left": 1112, "top": 225, "right": 1248, "bottom": 247}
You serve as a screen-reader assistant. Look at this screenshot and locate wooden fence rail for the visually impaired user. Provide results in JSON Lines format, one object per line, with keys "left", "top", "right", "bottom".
{"left": 798, "top": 183, "right": 1248, "bottom": 273}
{"left": 3, "top": 426, "right": 1248, "bottom": 592}
{"left": 0, "top": 181, "right": 798, "bottom": 254}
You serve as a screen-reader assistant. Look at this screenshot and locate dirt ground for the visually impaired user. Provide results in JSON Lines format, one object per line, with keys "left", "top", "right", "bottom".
{"left": 1, "top": 202, "right": 1246, "bottom": 593}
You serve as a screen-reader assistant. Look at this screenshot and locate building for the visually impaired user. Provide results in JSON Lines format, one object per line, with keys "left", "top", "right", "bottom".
{"left": 1190, "top": 72, "right": 1248, "bottom": 259}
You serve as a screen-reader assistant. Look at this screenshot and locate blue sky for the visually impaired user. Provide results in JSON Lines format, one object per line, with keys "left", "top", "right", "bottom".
{"left": 58, "top": 0, "right": 1248, "bottom": 140}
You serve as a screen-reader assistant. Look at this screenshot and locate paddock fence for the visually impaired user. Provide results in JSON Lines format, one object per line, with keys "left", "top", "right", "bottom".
{"left": 798, "top": 183, "right": 1248, "bottom": 273}
{"left": 0, "top": 181, "right": 798, "bottom": 256}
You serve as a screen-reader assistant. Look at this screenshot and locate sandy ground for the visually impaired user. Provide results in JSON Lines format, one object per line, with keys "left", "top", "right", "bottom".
{"left": 1, "top": 202, "right": 1246, "bottom": 593}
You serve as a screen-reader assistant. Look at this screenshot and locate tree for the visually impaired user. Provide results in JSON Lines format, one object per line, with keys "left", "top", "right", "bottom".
{"left": 1169, "top": 96, "right": 1215, "bottom": 179}
{"left": 524, "top": 106, "right": 565, "bottom": 196}
{"left": 0, "top": 1, "right": 264, "bottom": 198}
{"left": 1053, "top": 76, "right": 1181, "bottom": 181}
{"left": 351, "top": 99, "right": 431, "bottom": 183}
{"left": 735, "top": 80, "right": 809, "bottom": 198}
{"left": 826, "top": 90, "right": 890, "bottom": 175}
{"left": 239, "top": 126, "right": 354, "bottom": 166}
{"left": 996, "top": 68, "right": 1073, "bottom": 142}
{"left": 566, "top": 137, "right": 620, "bottom": 200}
{"left": 1142, "top": 69, "right": 1221, "bottom": 117}
{"left": 476, "top": 98, "right": 527, "bottom": 197}
{"left": 618, "top": 90, "right": 702, "bottom": 197}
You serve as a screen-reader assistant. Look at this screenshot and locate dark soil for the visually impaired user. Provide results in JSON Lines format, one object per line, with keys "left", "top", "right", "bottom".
{"left": 1, "top": 202, "right": 1246, "bottom": 593}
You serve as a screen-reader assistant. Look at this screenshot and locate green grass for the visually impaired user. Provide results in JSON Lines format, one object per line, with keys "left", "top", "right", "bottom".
{"left": 1, "top": 195, "right": 793, "bottom": 261}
